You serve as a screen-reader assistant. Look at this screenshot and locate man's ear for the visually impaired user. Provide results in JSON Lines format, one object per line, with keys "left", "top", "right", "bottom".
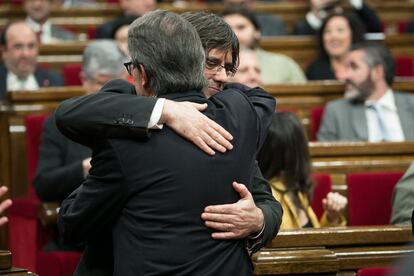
{"left": 371, "top": 64, "right": 384, "bottom": 82}
{"left": 138, "top": 64, "right": 148, "bottom": 88}
{"left": 254, "top": 30, "right": 261, "bottom": 43}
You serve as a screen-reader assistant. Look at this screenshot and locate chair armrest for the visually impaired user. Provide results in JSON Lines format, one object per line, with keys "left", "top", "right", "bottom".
{"left": 37, "top": 202, "right": 60, "bottom": 228}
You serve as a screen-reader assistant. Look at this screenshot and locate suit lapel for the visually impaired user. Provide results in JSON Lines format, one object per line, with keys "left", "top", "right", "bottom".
{"left": 0, "top": 65, "right": 7, "bottom": 100}
{"left": 395, "top": 93, "right": 414, "bottom": 140}
{"left": 351, "top": 103, "right": 368, "bottom": 140}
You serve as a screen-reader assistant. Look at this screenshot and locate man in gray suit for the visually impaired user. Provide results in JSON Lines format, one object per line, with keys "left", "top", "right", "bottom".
{"left": 390, "top": 161, "right": 414, "bottom": 225}
{"left": 318, "top": 42, "right": 414, "bottom": 142}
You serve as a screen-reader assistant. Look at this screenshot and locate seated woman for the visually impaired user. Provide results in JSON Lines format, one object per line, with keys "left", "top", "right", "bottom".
{"left": 306, "top": 12, "right": 366, "bottom": 81}
{"left": 257, "top": 112, "right": 347, "bottom": 229}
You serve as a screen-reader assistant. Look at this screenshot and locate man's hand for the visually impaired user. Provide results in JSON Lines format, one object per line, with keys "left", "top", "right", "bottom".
{"left": 201, "top": 182, "right": 264, "bottom": 239}
{"left": 82, "top": 158, "right": 92, "bottom": 178}
{"left": 160, "top": 100, "right": 233, "bottom": 155}
{"left": 0, "top": 186, "right": 12, "bottom": 226}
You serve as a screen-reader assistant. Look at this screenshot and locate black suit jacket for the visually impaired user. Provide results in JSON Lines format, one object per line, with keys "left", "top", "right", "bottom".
{"left": 56, "top": 80, "right": 282, "bottom": 248}
{"left": 58, "top": 79, "right": 275, "bottom": 275}
{"left": 33, "top": 116, "right": 91, "bottom": 202}
{"left": 0, "top": 64, "right": 63, "bottom": 101}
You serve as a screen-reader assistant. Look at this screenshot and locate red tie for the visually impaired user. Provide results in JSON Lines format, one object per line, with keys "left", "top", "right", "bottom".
{"left": 36, "top": 26, "right": 43, "bottom": 43}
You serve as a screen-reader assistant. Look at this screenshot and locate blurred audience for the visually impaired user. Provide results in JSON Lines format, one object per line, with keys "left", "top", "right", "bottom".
{"left": 306, "top": 12, "right": 366, "bottom": 81}
{"left": 229, "top": 48, "right": 262, "bottom": 88}
{"left": 96, "top": 0, "right": 156, "bottom": 38}
{"left": 406, "top": 20, "right": 414, "bottom": 34}
{"left": 0, "top": 21, "right": 63, "bottom": 101}
{"left": 34, "top": 40, "right": 127, "bottom": 204}
{"left": 390, "top": 161, "right": 414, "bottom": 226}
{"left": 318, "top": 42, "right": 414, "bottom": 142}
{"left": 293, "top": 0, "right": 381, "bottom": 35}
{"left": 257, "top": 112, "right": 347, "bottom": 229}
{"left": 222, "top": 0, "right": 287, "bottom": 36}
{"left": 110, "top": 15, "right": 136, "bottom": 60}
{"left": 24, "top": 0, "right": 76, "bottom": 43}
{"left": 0, "top": 186, "right": 12, "bottom": 227}
{"left": 222, "top": 6, "right": 306, "bottom": 85}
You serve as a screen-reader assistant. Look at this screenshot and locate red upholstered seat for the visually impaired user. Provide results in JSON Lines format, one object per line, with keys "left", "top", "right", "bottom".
{"left": 395, "top": 56, "right": 414, "bottom": 77}
{"left": 8, "top": 114, "right": 81, "bottom": 275}
{"left": 310, "top": 106, "right": 325, "bottom": 141}
{"left": 311, "top": 173, "right": 332, "bottom": 220}
{"left": 347, "top": 172, "right": 404, "bottom": 226}
{"left": 63, "top": 64, "right": 82, "bottom": 86}
{"left": 357, "top": 267, "right": 398, "bottom": 276}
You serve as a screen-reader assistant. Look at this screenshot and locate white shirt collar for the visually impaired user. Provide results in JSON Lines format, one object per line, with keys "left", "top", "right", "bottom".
{"left": 306, "top": 11, "right": 322, "bottom": 30}
{"left": 25, "top": 17, "right": 52, "bottom": 42}
{"left": 365, "top": 89, "right": 397, "bottom": 112}
{"left": 7, "top": 71, "right": 39, "bottom": 91}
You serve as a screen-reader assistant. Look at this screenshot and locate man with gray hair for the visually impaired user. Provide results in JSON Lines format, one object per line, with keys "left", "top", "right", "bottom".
{"left": 58, "top": 10, "right": 275, "bottom": 275}
{"left": 318, "top": 42, "right": 414, "bottom": 141}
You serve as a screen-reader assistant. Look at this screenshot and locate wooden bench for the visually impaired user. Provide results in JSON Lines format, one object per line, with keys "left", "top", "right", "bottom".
{"left": 253, "top": 226, "right": 414, "bottom": 275}
{"left": 1, "top": 1, "right": 414, "bottom": 33}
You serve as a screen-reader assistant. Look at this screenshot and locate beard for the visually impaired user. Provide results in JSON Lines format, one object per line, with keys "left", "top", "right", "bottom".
{"left": 345, "top": 75, "right": 375, "bottom": 103}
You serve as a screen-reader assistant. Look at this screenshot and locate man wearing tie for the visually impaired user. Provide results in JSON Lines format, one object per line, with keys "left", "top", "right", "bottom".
{"left": 318, "top": 42, "right": 414, "bottom": 142}
{"left": 0, "top": 21, "right": 63, "bottom": 101}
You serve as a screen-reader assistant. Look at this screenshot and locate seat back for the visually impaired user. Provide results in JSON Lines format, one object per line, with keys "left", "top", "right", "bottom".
{"left": 347, "top": 172, "right": 404, "bottom": 226}
{"left": 311, "top": 173, "right": 332, "bottom": 220}
{"left": 357, "top": 267, "right": 397, "bottom": 276}
{"left": 395, "top": 56, "right": 414, "bottom": 77}
{"left": 310, "top": 106, "right": 325, "bottom": 141}
{"left": 63, "top": 64, "right": 82, "bottom": 86}
{"left": 25, "top": 114, "right": 49, "bottom": 199}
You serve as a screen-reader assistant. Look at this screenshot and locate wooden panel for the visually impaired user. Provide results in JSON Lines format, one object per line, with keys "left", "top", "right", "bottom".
{"left": 254, "top": 226, "right": 414, "bottom": 275}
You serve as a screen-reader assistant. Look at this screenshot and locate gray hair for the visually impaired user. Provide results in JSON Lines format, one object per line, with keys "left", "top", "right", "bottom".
{"left": 82, "top": 40, "right": 125, "bottom": 80}
{"left": 128, "top": 10, "right": 207, "bottom": 95}
{"left": 351, "top": 42, "right": 395, "bottom": 86}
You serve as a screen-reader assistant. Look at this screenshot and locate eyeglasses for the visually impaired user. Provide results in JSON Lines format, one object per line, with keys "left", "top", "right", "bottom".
{"left": 124, "top": 61, "right": 135, "bottom": 76}
{"left": 205, "top": 57, "right": 237, "bottom": 77}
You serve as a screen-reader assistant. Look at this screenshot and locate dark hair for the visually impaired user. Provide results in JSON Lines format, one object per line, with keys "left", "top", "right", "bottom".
{"left": 317, "top": 12, "right": 366, "bottom": 61}
{"left": 257, "top": 112, "right": 313, "bottom": 205}
{"left": 109, "top": 15, "right": 137, "bottom": 39}
{"left": 1, "top": 21, "right": 18, "bottom": 48}
{"left": 128, "top": 10, "right": 206, "bottom": 95}
{"left": 221, "top": 5, "right": 260, "bottom": 32}
{"left": 351, "top": 41, "right": 395, "bottom": 86}
{"left": 181, "top": 11, "right": 239, "bottom": 74}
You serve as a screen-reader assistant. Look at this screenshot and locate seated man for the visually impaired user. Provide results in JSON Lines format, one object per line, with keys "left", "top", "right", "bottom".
{"left": 33, "top": 40, "right": 128, "bottom": 204}
{"left": 24, "top": 0, "right": 76, "bottom": 43}
{"left": 293, "top": 0, "right": 381, "bottom": 35}
{"left": 222, "top": 6, "right": 306, "bottom": 85}
{"left": 229, "top": 48, "right": 263, "bottom": 88}
{"left": 58, "top": 10, "right": 275, "bottom": 275}
{"left": 0, "top": 21, "right": 63, "bottom": 101}
{"left": 318, "top": 42, "right": 414, "bottom": 141}
{"left": 390, "top": 161, "right": 414, "bottom": 225}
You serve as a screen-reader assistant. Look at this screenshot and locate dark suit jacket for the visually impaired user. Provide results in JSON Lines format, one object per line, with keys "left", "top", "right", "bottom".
{"left": 58, "top": 79, "right": 275, "bottom": 275}
{"left": 56, "top": 80, "right": 282, "bottom": 250}
{"left": 0, "top": 64, "right": 63, "bottom": 101}
{"left": 293, "top": 3, "right": 382, "bottom": 35}
{"left": 305, "top": 57, "right": 335, "bottom": 81}
{"left": 33, "top": 116, "right": 91, "bottom": 202}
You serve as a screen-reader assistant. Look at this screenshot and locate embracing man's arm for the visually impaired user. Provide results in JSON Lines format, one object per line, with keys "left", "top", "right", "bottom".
{"left": 55, "top": 79, "right": 232, "bottom": 155}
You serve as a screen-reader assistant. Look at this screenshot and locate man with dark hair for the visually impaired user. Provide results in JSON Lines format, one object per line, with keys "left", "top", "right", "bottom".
{"left": 222, "top": 6, "right": 306, "bottom": 84}
{"left": 58, "top": 10, "right": 275, "bottom": 275}
{"left": 318, "top": 42, "right": 414, "bottom": 141}
{"left": 293, "top": 0, "right": 381, "bottom": 35}
{"left": 57, "top": 11, "right": 281, "bottom": 249}
{"left": 0, "top": 21, "right": 63, "bottom": 101}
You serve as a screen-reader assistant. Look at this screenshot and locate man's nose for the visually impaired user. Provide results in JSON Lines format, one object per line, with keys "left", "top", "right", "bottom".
{"left": 214, "top": 68, "right": 228, "bottom": 83}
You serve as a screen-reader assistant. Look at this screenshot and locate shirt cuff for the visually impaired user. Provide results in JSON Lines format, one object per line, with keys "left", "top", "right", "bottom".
{"left": 245, "top": 221, "right": 266, "bottom": 256}
{"left": 147, "top": 98, "right": 165, "bottom": 129}
{"left": 349, "top": 0, "right": 363, "bottom": 9}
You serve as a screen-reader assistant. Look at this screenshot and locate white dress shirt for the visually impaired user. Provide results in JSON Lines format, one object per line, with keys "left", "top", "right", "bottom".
{"left": 25, "top": 17, "right": 53, "bottom": 43}
{"left": 7, "top": 72, "right": 39, "bottom": 91}
{"left": 365, "top": 90, "right": 405, "bottom": 142}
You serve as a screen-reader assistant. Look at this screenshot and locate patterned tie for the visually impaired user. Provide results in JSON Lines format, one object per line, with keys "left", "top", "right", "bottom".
{"left": 369, "top": 103, "right": 389, "bottom": 141}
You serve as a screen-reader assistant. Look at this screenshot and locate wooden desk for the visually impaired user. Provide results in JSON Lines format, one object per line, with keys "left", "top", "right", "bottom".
{"left": 254, "top": 226, "right": 414, "bottom": 275}
{"left": 0, "top": 251, "right": 35, "bottom": 275}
